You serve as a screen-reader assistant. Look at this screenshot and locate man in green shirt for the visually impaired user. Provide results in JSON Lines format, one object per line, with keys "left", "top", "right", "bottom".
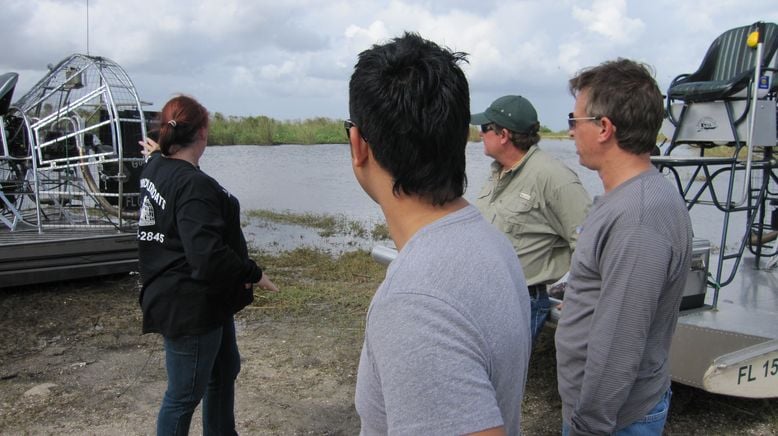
{"left": 472, "top": 95, "right": 591, "bottom": 343}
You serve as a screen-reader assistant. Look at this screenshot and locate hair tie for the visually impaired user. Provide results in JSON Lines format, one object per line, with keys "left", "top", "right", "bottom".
{"left": 168, "top": 120, "right": 177, "bottom": 128}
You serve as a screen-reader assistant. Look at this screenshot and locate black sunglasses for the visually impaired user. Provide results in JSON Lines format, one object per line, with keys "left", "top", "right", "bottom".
{"left": 344, "top": 119, "right": 355, "bottom": 140}
{"left": 480, "top": 124, "right": 496, "bottom": 133}
{"left": 344, "top": 119, "right": 369, "bottom": 143}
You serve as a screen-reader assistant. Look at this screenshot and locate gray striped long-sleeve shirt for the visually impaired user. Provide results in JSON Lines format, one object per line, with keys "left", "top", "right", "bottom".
{"left": 555, "top": 167, "right": 692, "bottom": 436}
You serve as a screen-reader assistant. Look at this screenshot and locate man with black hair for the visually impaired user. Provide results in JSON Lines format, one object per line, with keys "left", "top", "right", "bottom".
{"left": 472, "top": 95, "right": 590, "bottom": 344}
{"left": 348, "top": 32, "right": 531, "bottom": 435}
{"left": 556, "top": 58, "right": 693, "bottom": 435}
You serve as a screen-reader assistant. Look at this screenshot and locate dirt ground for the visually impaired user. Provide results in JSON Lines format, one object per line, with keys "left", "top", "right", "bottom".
{"left": 0, "top": 273, "right": 363, "bottom": 435}
{"left": 1, "top": 268, "right": 777, "bottom": 435}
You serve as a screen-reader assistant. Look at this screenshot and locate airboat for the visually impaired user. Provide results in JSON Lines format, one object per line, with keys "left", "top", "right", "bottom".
{"left": 651, "top": 21, "right": 777, "bottom": 399}
{"left": 0, "top": 54, "right": 152, "bottom": 287}
{"left": 374, "top": 21, "right": 778, "bottom": 399}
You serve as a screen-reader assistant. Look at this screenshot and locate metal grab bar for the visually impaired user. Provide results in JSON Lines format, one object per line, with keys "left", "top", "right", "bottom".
{"left": 732, "top": 23, "right": 768, "bottom": 208}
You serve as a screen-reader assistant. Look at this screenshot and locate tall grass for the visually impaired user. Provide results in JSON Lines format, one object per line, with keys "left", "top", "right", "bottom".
{"left": 209, "top": 113, "right": 344, "bottom": 145}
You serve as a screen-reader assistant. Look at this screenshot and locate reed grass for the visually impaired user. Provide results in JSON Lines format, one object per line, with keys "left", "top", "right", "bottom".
{"left": 209, "top": 114, "right": 345, "bottom": 145}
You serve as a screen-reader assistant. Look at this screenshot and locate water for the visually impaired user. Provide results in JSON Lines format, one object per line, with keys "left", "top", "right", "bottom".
{"left": 198, "top": 140, "right": 596, "bottom": 252}
{"left": 199, "top": 140, "right": 600, "bottom": 220}
{"left": 198, "top": 140, "right": 750, "bottom": 255}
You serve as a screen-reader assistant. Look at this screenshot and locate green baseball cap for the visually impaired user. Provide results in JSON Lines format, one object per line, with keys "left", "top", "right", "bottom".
{"left": 470, "top": 95, "right": 538, "bottom": 133}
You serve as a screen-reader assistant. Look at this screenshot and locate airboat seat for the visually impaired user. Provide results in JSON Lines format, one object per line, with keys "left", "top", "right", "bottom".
{"left": 662, "top": 22, "right": 778, "bottom": 149}
{"left": 668, "top": 22, "right": 778, "bottom": 103}
{"left": 0, "top": 72, "right": 19, "bottom": 117}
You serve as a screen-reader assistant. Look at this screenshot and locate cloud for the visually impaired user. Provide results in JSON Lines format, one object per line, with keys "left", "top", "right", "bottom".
{"left": 557, "top": 42, "right": 584, "bottom": 76}
{"left": 572, "top": 0, "right": 645, "bottom": 44}
{"left": 1, "top": 0, "right": 776, "bottom": 130}
{"left": 345, "top": 21, "right": 390, "bottom": 45}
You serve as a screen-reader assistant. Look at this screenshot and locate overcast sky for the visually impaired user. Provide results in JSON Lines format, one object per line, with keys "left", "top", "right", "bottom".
{"left": 2, "top": 0, "right": 775, "bottom": 130}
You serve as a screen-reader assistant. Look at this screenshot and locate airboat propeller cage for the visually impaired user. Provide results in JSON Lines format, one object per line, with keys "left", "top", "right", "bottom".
{"left": 0, "top": 54, "right": 153, "bottom": 286}
{"left": 7, "top": 54, "right": 152, "bottom": 225}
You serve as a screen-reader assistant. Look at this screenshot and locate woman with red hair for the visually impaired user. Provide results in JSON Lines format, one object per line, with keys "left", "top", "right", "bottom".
{"left": 137, "top": 95, "right": 278, "bottom": 435}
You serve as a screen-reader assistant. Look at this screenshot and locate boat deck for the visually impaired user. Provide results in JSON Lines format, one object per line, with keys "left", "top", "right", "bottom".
{"left": 668, "top": 255, "right": 778, "bottom": 393}
{"left": 0, "top": 226, "right": 138, "bottom": 288}
{"left": 687, "top": 255, "right": 778, "bottom": 337}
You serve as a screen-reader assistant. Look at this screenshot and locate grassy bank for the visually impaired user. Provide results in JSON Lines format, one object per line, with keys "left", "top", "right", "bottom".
{"left": 250, "top": 248, "right": 383, "bottom": 316}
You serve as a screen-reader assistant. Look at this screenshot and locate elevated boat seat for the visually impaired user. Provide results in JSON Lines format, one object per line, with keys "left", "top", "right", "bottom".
{"left": 0, "top": 72, "right": 19, "bottom": 117}
{"left": 668, "top": 22, "right": 778, "bottom": 103}
{"left": 655, "top": 21, "right": 778, "bottom": 292}
{"left": 662, "top": 22, "right": 778, "bottom": 148}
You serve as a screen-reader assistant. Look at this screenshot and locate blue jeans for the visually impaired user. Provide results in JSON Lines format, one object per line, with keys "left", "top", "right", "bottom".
{"left": 529, "top": 287, "right": 552, "bottom": 343}
{"left": 157, "top": 318, "right": 240, "bottom": 436}
{"left": 562, "top": 388, "right": 672, "bottom": 436}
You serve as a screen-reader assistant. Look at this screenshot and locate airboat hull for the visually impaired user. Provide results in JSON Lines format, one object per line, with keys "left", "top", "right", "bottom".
{"left": 0, "top": 228, "right": 137, "bottom": 287}
{"left": 701, "top": 339, "right": 778, "bottom": 398}
{"left": 668, "top": 254, "right": 778, "bottom": 398}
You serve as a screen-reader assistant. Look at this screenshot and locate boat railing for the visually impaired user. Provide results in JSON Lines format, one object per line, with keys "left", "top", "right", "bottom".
{"left": 1, "top": 54, "right": 151, "bottom": 233}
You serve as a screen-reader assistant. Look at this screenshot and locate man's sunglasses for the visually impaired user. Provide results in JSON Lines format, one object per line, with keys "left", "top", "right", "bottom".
{"left": 344, "top": 119, "right": 370, "bottom": 143}
{"left": 567, "top": 113, "right": 602, "bottom": 129}
{"left": 480, "top": 124, "right": 496, "bottom": 133}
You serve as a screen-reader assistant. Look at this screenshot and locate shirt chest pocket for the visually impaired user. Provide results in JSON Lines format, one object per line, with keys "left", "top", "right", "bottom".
{"left": 497, "top": 195, "right": 537, "bottom": 235}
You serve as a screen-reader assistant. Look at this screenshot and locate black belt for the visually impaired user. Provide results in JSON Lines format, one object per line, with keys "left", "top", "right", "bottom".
{"left": 527, "top": 284, "right": 546, "bottom": 297}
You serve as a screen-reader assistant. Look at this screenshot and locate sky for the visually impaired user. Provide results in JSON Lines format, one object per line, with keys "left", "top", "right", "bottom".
{"left": 1, "top": 0, "right": 776, "bottom": 131}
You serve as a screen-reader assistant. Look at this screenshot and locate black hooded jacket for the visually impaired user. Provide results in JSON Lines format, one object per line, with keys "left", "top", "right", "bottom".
{"left": 137, "top": 154, "right": 261, "bottom": 337}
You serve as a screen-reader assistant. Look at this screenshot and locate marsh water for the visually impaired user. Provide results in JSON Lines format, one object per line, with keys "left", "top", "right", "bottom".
{"left": 199, "top": 140, "right": 747, "bottom": 254}
{"left": 201, "top": 140, "right": 601, "bottom": 216}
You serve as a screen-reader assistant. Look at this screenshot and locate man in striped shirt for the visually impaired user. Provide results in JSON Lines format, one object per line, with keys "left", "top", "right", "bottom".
{"left": 555, "top": 59, "right": 693, "bottom": 436}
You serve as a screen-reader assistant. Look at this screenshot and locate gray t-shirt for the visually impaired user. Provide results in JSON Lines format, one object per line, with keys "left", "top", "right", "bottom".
{"left": 355, "top": 204, "right": 531, "bottom": 436}
{"left": 555, "top": 167, "right": 693, "bottom": 435}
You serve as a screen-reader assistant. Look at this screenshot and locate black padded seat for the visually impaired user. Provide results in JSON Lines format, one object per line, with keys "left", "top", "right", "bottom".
{"left": 0, "top": 72, "right": 19, "bottom": 116}
{"left": 668, "top": 22, "right": 777, "bottom": 103}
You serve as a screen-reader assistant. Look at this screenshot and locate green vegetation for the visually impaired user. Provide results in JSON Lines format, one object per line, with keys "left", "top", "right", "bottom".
{"left": 468, "top": 127, "right": 480, "bottom": 142}
{"left": 209, "top": 113, "right": 344, "bottom": 145}
{"left": 541, "top": 132, "right": 571, "bottom": 139}
{"left": 250, "top": 248, "right": 383, "bottom": 315}
{"left": 245, "top": 209, "right": 389, "bottom": 240}
{"left": 541, "top": 125, "right": 572, "bottom": 139}
{"left": 370, "top": 223, "right": 390, "bottom": 240}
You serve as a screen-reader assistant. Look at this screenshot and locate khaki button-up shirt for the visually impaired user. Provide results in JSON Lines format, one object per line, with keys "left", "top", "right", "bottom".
{"left": 475, "top": 146, "right": 591, "bottom": 285}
